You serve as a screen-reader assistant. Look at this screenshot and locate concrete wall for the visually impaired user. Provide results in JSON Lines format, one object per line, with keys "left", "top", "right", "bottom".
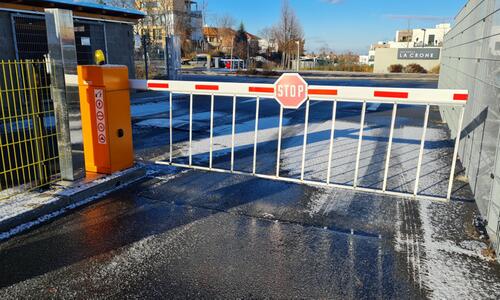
{"left": 0, "top": 12, "right": 16, "bottom": 60}
{"left": 439, "top": 0, "right": 500, "bottom": 258}
{"left": 373, "top": 48, "right": 441, "bottom": 73}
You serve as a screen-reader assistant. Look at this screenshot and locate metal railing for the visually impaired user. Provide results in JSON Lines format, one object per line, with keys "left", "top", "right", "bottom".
{"left": 0, "top": 60, "right": 60, "bottom": 200}
{"left": 131, "top": 78, "right": 468, "bottom": 202}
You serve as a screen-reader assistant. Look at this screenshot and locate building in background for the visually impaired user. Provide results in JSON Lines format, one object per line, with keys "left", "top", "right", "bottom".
{"left": 358, "top": 55, "right": 369, "bottom": 65}
{"left": 0, "top": 0, "right": 144, "bottom": 77}
{"left": 366, "top": 41, "right": 390, "bottom": 66}
{"left": 395, "top": 23, "right": 450, "bottom": 48}
{"left": 135, "top": 0, "right": 203, "bottom": 52}
{"left": 203, "top": 26, "right": 234, "bottom": 53}
{"left": 257, "top": 38, "right": 278, "bottom": 54}
{"left": 363, "top": 23, "right": 451, "bottom": 73}
{"left": 202, "top": 26, "right": 263, "bottom": 56}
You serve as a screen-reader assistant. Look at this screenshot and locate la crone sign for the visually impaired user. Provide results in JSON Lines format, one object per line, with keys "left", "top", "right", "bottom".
{"left": 274, "top": 73, "right": 309, "bottom": 109}
{"left": 397, "top": 48, "right": 441, "bottom": 60}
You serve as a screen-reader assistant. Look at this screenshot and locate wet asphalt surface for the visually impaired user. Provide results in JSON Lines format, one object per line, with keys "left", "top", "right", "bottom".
{"left": 1, "top": 75, "right": 500, "bottom": 299}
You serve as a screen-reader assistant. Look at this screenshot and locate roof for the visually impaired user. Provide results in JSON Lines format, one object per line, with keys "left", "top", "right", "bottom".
{"left": 203, "top": 27, "right": 260, "bottom": 40}
{"left": 246, "top": 32, "right": 260, "bottom": 40}
{"left": 0, "top": 0, "right": 146, "bottom": 19}
{"left": 203, "top": 27, "right": 219, "bottom": 36}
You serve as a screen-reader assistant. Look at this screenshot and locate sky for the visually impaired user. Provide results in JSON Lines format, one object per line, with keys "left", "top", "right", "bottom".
{"left": 202, "top": 0, "right": 466, "bottom": 54}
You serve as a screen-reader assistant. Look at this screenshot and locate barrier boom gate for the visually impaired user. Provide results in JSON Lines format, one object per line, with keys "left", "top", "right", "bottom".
{"left": 130, "top": 74, "right": 468, "bottom": 202}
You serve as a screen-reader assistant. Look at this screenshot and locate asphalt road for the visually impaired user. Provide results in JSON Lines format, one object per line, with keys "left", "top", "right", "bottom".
{"left": 1, "top": 76, "right": 500, "bottom": 299}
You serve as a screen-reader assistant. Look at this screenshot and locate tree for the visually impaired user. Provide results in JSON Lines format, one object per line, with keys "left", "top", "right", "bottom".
{"left": 214, "top": 14, "right": 236, "bottom": 53}
{"left": 234, "top": 22, "right": 248, "bottom": 59}
{"left": 268, "top": 0, "right": 304, "bottom": 69}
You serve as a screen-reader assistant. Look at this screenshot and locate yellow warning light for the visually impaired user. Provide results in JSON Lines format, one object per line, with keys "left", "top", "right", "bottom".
{"left": 94, "top": 50, "right": 105, "bottom": 65}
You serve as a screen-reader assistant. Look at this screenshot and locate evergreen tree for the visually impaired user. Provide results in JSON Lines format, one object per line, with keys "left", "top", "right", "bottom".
{"left": 234, "top": 22, "right": 248, "bottom": 44}
{"left": 234, "top": 22, "right": 248, "bottom": 60}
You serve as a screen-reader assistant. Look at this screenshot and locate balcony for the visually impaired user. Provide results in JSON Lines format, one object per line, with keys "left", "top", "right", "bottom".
{"left": 190, "top": 10, "right": 202, "bottom": 18}
{"left": 413, "top": 41, "right": 443, "bottom": 48}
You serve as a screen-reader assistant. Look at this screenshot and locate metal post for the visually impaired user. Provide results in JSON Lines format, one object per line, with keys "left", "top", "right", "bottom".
{"left": 169, "top": 92, "right": 173, "bottom": 163}
{"left": 326, "top": 100, "right": 338, "bottom": 184}
{"left": 383, "top": 103, "right": 398, "bottom": 191}
{"left": 414, "top": 104, "right": 430, "bottom": 196}
{"left": 252, "top": 97, "right": 260, "bottom": 175}
{"left": 353, "top": 101, "right": 367, "bottom": 188}
{"left": 209, "top": 94, "right": 214, "bottom": 169}
{"left": 164, "top": 35, "right": 170, "bottom": 80}
{"left": 231, "top": 95, "right": 236, "bottom": 172}
{"left": 165, "top": 35, "right": 181, "bottom": 80}
{"left": 300, "top": 100, "right": 310, "bottom": 181}
{"left": 296, "top": 41, "right": 300, "bottom": 72}
{"left": 276, "top": 106, "right": 284, "bottom": 177}
{"left": 44, "top": 9, "right": 83, "bottom": 181}
{"left": 230, "top": 40, "right": 234, "bottom": 70}
{"left": 142, "top": 34, "right": 149, "bottom": 80}
{"left": 447, "top": 105, "right": 465, "bottom": 200}
{"left": 247, "top": 43, "right": 250, "bottom": 70}
{"left": 189, "top": 93, "right": 193, "bottom": 166}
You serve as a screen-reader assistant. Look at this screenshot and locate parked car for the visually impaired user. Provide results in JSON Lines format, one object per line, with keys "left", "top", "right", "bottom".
{"left": 188, "top": 54, "right": 212, "bottom": 68}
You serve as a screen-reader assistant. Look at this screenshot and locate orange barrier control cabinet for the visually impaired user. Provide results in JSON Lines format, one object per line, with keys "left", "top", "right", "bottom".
{"left": 77, "top": 65, "right": 134, "bottom": 174}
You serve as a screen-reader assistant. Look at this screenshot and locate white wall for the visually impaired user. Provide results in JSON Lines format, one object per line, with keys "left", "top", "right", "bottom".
{"left": 359, "top": 55, "right": 369, "bottom": 64}
{"left": 373, "top": 48, "right": 440, "bottom": 73}
{"left": 412, "top": 24, "right": 450, "bottom": 47}
{"left": 439, "top": 0, "right": 500, "bottom": 260}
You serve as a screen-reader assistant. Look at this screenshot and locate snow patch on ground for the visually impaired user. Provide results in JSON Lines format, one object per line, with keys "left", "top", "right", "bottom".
{"left": 0, "top": 193, "right": 59, "bottom": 223}
{"left": 0, "top": 189, "right": 112, "bottom": 241}
{"left": 134, "top": 99, "right": 499, "bottom": 298}
{"left": 0, "top": 168, "right": 146, "bottom": 241}
{"left": 149, "top": 116, "right": 293, "bottom": 161}
{"left": 136, "top": 118, "right": 188, "bottom": 129}
{"left": 131, "top": 102, "right": 170, "bottom": 118}
{"left": 418, "top": 200, "right": 500, "bottom": 299}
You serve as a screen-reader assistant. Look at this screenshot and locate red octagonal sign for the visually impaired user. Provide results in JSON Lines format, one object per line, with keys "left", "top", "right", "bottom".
{"left": 274, "top": 73, "right": 309, "bottom": 109}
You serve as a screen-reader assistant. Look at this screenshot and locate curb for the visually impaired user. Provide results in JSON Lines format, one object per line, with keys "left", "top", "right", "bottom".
{"left": 179, "top": 71, "right": 439, "bottom": 82}
{"left": 0, "top": 166, "right": 147, "bottom": 239}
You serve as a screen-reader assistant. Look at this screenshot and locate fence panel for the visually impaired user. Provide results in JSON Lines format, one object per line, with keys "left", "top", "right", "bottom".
{"left": 131, "top": 78, "right": 468, "bottom": 202}
{"left": 0, "top": 60, "right": 60, "bottom": 199}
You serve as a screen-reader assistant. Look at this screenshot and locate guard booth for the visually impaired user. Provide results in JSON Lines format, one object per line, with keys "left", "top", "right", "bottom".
{"left": 77, "top": 65, "right": 134, "bottom": 174}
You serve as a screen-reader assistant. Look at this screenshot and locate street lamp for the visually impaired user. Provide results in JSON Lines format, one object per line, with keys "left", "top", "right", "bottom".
{"left": 421, "top": 29, "right": 427, "bottom": 48}
{"left": 296, "top": 40, "right": 300, "bottom": 72}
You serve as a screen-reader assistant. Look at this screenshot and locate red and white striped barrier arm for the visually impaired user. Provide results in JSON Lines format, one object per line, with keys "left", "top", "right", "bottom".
{"left": 128, "top": 79, "right": 468, "bottom": 106}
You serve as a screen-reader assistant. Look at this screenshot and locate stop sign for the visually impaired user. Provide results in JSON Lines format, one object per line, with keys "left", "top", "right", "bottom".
{"left": 274, "top": 73, "right": 309, "bottom": 109}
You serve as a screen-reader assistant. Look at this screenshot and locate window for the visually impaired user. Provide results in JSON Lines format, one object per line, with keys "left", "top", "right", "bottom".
{"left": 428, "top": 34, "right": 435, "bottom": 45}
{"left": 153, "top": 29, "right": 162, "bottom": 40}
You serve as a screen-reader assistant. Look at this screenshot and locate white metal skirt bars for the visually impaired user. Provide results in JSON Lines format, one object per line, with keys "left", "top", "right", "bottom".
{"left": 130, "top": 74, "right": 468, "bottom": 202}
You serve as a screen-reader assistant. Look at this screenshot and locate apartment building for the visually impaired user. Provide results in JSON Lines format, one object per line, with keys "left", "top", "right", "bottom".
{"left": 135, "top": 0, "right": 203, "bottom": 49}
{"left": 364, "top": 23, "right": 452, "bottom": 73}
